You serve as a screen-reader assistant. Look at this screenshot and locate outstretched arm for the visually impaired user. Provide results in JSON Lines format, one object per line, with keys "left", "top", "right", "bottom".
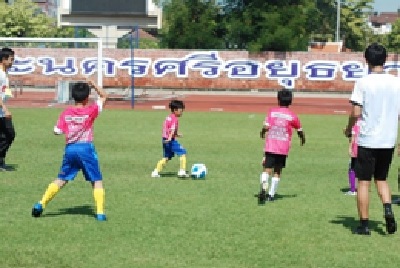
{"left": 87, "top": 80, "right": 108, "bottom": 106}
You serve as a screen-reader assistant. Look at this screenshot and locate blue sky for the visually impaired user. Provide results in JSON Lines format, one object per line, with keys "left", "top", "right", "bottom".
{"left": 373, "top": 0, "right": 400, "bottom": 12}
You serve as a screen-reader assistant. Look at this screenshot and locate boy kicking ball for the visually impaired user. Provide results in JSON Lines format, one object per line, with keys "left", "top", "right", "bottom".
{"left": 151, "top": 100, "right": 189, "bottom": 178}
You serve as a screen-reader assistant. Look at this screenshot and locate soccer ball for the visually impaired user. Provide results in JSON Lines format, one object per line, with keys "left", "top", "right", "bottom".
{"left": 191, "top": 163, "right": 207, "bottom": 179}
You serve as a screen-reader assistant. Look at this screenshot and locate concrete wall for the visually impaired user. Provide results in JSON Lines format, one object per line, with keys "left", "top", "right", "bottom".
{"left": 9, "top": 48, "right": 400, "bottom": 93}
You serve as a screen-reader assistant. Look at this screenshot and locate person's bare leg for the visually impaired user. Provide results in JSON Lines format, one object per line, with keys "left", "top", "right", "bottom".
{"left": 357, "top": 181, "right": 370, "bottom": 219}
{"left": 375, "top": 180, "right": 391, "bottom": 203}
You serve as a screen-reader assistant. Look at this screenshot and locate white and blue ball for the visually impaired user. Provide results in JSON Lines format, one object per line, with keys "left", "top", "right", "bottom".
{"left": 191, "top": 163, "right": 207, "bottom": 179}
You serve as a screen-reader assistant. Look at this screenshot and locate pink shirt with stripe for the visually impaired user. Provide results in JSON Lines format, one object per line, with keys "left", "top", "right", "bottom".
{"left": 264, "top": 107, "right": 302, "bottom": 155}
{"left": 162, "top": 113, "right": 179, "bottom": 139}
{"left": 54, "top": 100, "right": 103, "bottom": 144}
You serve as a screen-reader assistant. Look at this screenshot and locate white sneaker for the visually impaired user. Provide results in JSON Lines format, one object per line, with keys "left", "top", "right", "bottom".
{"left": 177, "top": 170, "right": 189, "bottom": 178}
{"left": 151, "top": 170, "right": 160, "bottom": 178}
{"left": 345, "top": 191, "right": 357, "bottom": 196}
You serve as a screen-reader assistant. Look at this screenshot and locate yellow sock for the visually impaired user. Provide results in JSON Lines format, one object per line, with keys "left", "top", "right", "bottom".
{"left": 156, "top": 158, "right": 167, "bottom": 172}
{"left": 93, "top": 188, "right": 105, "bottom": 215}
{"left": 179, "top": 155, "right": 187, "bottom": 171}
{"left": 39, "top": 182, "right": 60, "bottom": 208}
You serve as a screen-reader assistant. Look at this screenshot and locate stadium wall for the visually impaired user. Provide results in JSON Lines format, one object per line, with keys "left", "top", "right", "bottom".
{"left": 9, "top": 48, "right": 400, "bottom": 92}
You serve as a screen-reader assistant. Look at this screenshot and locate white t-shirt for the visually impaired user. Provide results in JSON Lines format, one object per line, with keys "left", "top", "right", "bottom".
{"left": 350, "top": 73, "right": 400, "bottom": 148}
{"left": 0, "top": 69, "right": 12, "bottom": 118}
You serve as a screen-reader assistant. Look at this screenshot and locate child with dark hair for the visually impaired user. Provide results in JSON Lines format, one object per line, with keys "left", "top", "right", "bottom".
{"left": 0, "top": 47, "right": 16, "bottom": 170}
{"left": 31, "top": 81, "right": 108, "bottom": 221}
{"left": 258, "top": 89, "right": 305, "bottom": 204}
{"left": 151, "top": 100, "right": 189, "bottom": 178}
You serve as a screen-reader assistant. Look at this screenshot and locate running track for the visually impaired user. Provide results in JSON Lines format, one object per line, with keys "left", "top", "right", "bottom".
{"left": 7, "top": 91, "right": 351, "bottom": 115}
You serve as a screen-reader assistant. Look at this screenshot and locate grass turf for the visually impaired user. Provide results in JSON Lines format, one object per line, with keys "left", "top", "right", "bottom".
{"left": 0, "top": 108, "right": 399, "bottom": 268}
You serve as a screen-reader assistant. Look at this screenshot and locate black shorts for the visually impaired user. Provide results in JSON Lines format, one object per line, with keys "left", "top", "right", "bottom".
{"left": 354, "top": 146, "right": 395, "bottom": 181}
{"left": 263, "top": 152, "right": 287, "bottom": 169}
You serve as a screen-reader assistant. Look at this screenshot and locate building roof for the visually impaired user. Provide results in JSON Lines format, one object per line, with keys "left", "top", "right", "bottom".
{"left": 308, "top": 41, "right": 344, "bottom": 53}
{"left": 130, "top": 29, "right": 158, "bottom": 41}
{"left": 369, "top": 12, "right": 400, "bottom": 25}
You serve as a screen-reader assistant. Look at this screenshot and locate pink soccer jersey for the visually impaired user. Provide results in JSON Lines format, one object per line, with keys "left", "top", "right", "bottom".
{"left": 350, "top": 119, "right": 361, "bottom": 157}
{"left": 264, "top": 107, "right": 302, "bottom": 155}
{"left": 54, "top": 100, "right": 103, "bottom": 144}
{"left": 162, "top": 113, "right": 179, "bottom": 139}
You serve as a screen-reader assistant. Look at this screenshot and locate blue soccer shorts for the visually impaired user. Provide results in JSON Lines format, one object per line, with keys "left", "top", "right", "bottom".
{"left": 58, "top": 143, "right": 103, "bottom": 182}
{"left": 162, "top": 138, "right": 187, "bottom": 159}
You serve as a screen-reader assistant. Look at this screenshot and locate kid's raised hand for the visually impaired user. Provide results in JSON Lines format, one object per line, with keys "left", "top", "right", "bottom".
{"left": 87, "top": 80, "right": 96, "bottom": 88}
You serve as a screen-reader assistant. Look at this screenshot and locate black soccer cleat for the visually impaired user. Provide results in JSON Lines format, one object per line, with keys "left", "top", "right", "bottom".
{"left": 257, "top": 191, "right": 266, "bottom": 205}
{"left": 31, "top": 203, "right": 43, "bottom": 218}
{"left": 384, "top": 211, "right": 397, "bottom": 234}
{"left": 352, "top": 226, "right": 371, "bottom": 235}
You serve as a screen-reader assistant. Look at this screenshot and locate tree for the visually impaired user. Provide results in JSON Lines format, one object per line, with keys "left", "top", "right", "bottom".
{"left": 387, "top": 19, "right": 400, "bottom": 53}
{"left": 308, "top": 0, "right": 336, "bottom": 42}
{"left": 0, "top": 0, "right": 96, "bottom": 47}
{"left": 308, "top": 0, "right": 373, "bottom": 51}
{"left": 160, "top": 0, "right": 226, "bottom": 49}
{"left": 0, "top": 0, "right": 57, "bottom": 37}
{"left": 225, "top": 0, "right": 316, "bottom": 51}
{"left": 157, "top": 0, "right": 374, "bottom": 51}
{"left": 117, "top": 36, "right": 160, "bottom": 49}
{"left": 339, "top": 0, "right": 373, "bottom": 51}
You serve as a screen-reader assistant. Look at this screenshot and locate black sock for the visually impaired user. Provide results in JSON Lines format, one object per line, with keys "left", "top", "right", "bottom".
{"left": 360, "top": 218, "right": 369, "bottom": 228}
{"left": 384, "top": 203, "right": 392, "bottom": 215}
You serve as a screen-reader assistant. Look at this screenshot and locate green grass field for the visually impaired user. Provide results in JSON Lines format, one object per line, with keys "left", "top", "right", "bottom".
{"left": 1, "top": 108, "right": 399, "bottom": 268}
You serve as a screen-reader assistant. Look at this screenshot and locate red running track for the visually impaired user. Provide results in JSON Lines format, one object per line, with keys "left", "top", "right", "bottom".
{"left": 7, "top": 92, "right": 351, "bottom": 115}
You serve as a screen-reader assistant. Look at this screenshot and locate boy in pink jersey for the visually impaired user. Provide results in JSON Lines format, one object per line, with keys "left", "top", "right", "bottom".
{"left": 31, "top": 81, "right": 108, "bottom": 221}
{"left": 151, "top": 100, "right": 189, "bottom": 178}
{"left": 346, "top": 118, "right": 361, "bottom": 196}
{"left": 258, "top": 89, "right": 305, "bottom": 204}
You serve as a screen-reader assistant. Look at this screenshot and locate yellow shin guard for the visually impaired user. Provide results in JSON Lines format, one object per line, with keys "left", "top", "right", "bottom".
{"left": 156, "top": 158, "right": 168, "bottom": 172}
{"left": 93, "top": 188, "right": 105, "bottom": 215}
{"left": 39, "top": 182, "right": 60, "bottom": 208}
{"left": 179, "top": 155, "right": 187, "bottom": 171}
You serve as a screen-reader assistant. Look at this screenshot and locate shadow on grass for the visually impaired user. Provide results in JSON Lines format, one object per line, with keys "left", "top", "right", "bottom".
{"left": 160, "top": 172, "right": 178, "bottom": 178}
{"left": 253, "top": 193, "right": 297, "bottom": 201}
{"left": 44, "top": 205, "right": 94, "bottom": 218}
{"left": 159, "top": 171, "right": 197, "bottom": 180}
{"left": 392, "top": 194, "right": 400, "bottom": 205}
{"left": 340, "top": 187, "right": 351, "bottom": 193}
{"left": 1, "top": 163, "right": 19, "bottom": 171}
{"left": 330, "top": 215, "right": 386, "bottom": 235}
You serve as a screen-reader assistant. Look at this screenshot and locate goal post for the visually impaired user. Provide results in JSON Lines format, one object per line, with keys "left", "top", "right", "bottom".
{"left": 0, "top": 37, "right": 103, "bottom": 104}
{"left": 0, "top": 37, "right": 103, "bottom": 87}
